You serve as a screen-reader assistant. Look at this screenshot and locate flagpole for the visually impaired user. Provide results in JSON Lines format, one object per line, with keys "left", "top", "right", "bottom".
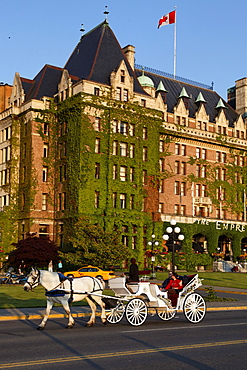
{"left": 173, "top": 6, "right": 177, "bottom": 79}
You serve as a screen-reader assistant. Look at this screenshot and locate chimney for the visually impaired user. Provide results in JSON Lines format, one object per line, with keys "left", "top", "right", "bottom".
{"left": 122, "top": 45, "right": 135, "bottom": 70}
{"left": 235, "top": 77, "right": 247, "bottom": 116}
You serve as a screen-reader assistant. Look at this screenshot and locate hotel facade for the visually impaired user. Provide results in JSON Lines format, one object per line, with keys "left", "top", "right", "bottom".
{"left": 0, "top": 20, "right": 247, "bottom": 269}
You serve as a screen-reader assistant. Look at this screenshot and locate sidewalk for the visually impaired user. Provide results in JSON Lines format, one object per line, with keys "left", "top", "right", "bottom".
{"left": 0, "top": 286, "right": 247, "bottom": 321}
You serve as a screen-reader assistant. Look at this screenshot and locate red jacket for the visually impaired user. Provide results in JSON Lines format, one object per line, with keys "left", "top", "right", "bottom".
{"left": 165, "top": 278, "right": 183, "bottom": 290}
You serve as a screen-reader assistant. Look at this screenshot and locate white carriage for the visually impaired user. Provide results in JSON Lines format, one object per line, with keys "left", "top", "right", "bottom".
{"left": 105, "top": 274, "right": 206, "bottom": 326}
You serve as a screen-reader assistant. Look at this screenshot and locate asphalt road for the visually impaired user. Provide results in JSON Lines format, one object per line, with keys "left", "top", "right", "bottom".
{"left": 1, "top": 310, "right": 246, "bottom": 369}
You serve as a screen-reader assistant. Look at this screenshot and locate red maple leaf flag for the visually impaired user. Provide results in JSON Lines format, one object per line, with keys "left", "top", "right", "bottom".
{"left": 158, "top": 10, "right": 176, "bottom": 28}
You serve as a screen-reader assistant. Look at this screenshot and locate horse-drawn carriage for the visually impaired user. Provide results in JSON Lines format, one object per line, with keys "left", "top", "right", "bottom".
{"left": 104, "top": 274, "right": 206, "bottom": 326}
{"left": 23, "top": 269, "right": 206, "bottom": 329}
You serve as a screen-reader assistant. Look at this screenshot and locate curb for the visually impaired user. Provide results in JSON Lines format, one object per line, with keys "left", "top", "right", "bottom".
{"left": 206, "top": 306, "right": 247, "bottom": 311}
{"left": 1, "top": 306, "right": 247, "bottom": 322}
{"left": 0, "top": 311, "right": 91, "bottom": 322}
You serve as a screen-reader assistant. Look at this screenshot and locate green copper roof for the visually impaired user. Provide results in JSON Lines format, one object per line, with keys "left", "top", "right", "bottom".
{"left": 178, "top": 87, "right": 190, "bottom": 99}
{"left": 216, "top": 98, "right": 227, "bottom": 109}
{"left": 137, "top": 69, "right": 154, "bottom": 88}
{"left": 156, "top": 80, "right": 168, "bottom": 92}
{"left": 195, "top": 92, "right": 206, "bottom": 103}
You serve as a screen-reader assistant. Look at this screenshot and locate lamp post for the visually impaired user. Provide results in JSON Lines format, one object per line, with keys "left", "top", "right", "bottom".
{"left": 148, "top": 234, "right": 159, "bottom": 279}
{"left": 162, "top": 219, "right": 184, "bottom": 272}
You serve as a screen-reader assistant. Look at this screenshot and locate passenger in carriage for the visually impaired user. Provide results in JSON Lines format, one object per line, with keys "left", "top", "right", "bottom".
{"left": 162, "top": 272, "right": 183, "bottom": 306}
{"left": 160, "top": 271, "right": 173, "bottom": 290}
{"left": 165, "top": 272, "right": 183, "bottom": 293}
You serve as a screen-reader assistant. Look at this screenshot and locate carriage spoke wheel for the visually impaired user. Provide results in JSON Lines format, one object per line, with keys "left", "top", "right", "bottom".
{"left": 183, "top": 293, "right": 206, "bottom": 323}
{"left": 106, "top": 301, "right": 125, "bottom": 324}
{"left": 156, "top": 308, "right": 176, "bottom": 321}
{"left": 125, "top": 298, "right": 148, "bottom": 326}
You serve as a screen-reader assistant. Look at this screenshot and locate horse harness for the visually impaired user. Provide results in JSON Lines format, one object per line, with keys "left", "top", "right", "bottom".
{"left": 46, "top": 274, "right": 104, "bottom": 304}
{"left": 27, "top": 269, "right": 104, "bottom": 303}
{"left": 66, "top": 276, "right": 104, "bottom": 303}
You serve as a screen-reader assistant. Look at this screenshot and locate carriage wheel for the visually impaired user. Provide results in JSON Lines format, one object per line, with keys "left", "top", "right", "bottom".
{"left": 125, "top": 298, "right": 148, "bottom": 326}
{"left": 183, "top": 293, "right": 206, "bottom": 323}
{"left": 156, "top": 308, "right": 176, "bottom": 321}
{"left": 106, "top": 301, "right": 125, "bottom": 324}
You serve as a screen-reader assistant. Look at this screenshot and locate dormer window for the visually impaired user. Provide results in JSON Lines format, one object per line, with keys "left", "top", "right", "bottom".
{"left": 121, "top": 70, "right": 125, "bottom": 83}
{"left": 94, "top": 87, "right": 100, "bottom": 96}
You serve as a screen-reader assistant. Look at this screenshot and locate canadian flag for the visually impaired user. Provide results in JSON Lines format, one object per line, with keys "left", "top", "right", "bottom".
{"left": 158, "top": 10, "right": 176, "bottom": 28}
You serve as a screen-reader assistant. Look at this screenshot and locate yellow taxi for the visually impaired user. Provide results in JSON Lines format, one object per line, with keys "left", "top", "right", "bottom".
{"left": 64, "top": 265, "right": 116, "bottom": 281}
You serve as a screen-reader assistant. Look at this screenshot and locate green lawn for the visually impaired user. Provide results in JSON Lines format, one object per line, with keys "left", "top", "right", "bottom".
{"left": 155, "top": 271, "right": 247, "bottom": 290}
{"left": 0, "top": 271, "right": 246, "bottom": 309}
{"left": 0, "top": 284, "right": 113, "bottom": 309}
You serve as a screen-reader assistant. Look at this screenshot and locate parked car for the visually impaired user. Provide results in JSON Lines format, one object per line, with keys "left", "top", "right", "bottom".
{"left": 64, "top": 265, "right": 116, "bottom": 281}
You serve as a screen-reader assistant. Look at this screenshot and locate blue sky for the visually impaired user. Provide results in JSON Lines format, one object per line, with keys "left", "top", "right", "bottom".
{"left": 0, "top": 0, "right": 246, "bottom": 99}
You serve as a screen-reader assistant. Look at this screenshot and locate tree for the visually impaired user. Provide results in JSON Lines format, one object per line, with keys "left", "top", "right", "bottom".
{"left": 60, "top": 217, "right": 130, "bottom": 268}
{"left": 8, "top": 234, "right": 59, "bottom": 269}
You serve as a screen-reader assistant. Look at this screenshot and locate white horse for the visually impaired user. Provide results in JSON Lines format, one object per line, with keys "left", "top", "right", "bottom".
{"left": 23, "top": 268, "right": 107, "bottom": 330}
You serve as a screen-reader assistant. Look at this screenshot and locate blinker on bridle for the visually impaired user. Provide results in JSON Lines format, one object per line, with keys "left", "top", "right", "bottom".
{"left": 26, "top": 269, "right": 40, "bottom": 290}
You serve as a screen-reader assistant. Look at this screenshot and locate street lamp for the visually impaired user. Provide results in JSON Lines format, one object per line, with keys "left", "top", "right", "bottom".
{"left": 162, "top": 219, "right": 184, "bottom": 272}
{"left": 147, "top": 234, "right": 159, "bottom": 279}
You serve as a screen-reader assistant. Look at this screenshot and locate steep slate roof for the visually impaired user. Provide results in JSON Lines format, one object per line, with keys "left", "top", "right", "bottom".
{"left": 64, "top": 20, "right": 145, "bottom": 95}
{"left": 18, "top": 20, "right": 239, "bottom": 127}
{"left": 25, "top": 65, "right": 64, "bottom": 101}
{"left": 135, "top": 69, "right": 239, "bottom": 126}
{"left": 20, "top": 77, "right": 35, "bottom": 97}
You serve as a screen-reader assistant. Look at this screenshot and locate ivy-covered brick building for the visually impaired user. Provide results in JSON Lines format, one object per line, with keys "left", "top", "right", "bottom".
{"left": 0, "top": 19, "right": 247, "bottom": 269}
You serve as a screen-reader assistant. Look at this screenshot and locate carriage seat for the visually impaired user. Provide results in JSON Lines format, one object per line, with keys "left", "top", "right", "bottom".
{"left": 126, "top": 282, "right": 139, "bottom": 294}
{"left": 109, "top": 276, "right": 139, "bottom": 295}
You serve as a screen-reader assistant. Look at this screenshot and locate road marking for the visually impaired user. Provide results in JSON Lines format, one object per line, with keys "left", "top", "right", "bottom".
{"left": 123, "top": 321, "right": 247, "bottom": 333}
{"left": 1, "top": 339, "right": 247, "bottom": 368}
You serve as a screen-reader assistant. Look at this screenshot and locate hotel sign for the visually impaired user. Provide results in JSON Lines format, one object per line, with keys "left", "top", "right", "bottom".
{"left": 195, "top": 219, "right": 246, "bottom": 232}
